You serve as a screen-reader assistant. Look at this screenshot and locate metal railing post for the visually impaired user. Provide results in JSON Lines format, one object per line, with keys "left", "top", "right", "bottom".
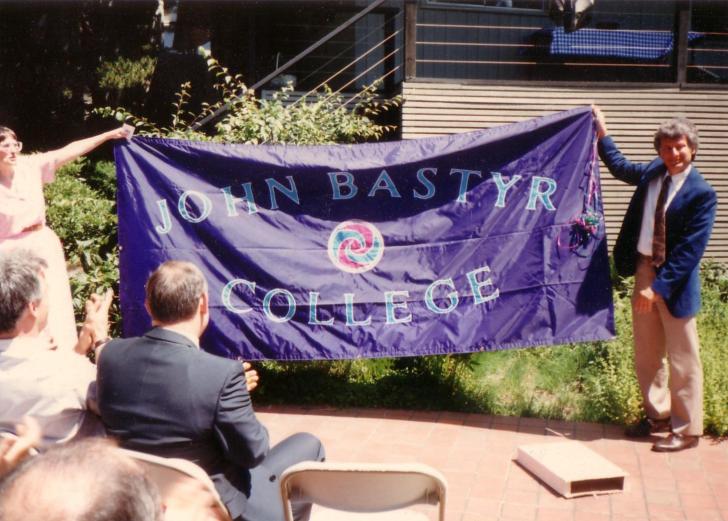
{"left": 383, "top": 9, "right": 398, "bottom": 92}
{"left": 404, "top": 0, "right": 418, "bottom": 80}
{"left": 675, "top": 0, "right": 690, "bottom": 87}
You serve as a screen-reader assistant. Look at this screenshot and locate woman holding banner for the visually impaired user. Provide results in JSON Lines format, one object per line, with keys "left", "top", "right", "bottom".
{"left": 0, "top": 125, "right": 132, "bottom": 352}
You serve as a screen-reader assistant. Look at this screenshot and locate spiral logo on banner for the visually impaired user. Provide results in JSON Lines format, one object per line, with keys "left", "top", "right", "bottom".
{"left": 328, "top": 220, "right": 385, "bottom": 274}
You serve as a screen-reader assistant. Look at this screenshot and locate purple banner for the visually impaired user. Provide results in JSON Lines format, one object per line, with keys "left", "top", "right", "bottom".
{"left": 114, "top": 106, "right": 615, "bottom": 360}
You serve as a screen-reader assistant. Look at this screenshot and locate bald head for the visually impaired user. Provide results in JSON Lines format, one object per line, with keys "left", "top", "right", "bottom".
{"left": 0, "top": 439, "right": 162, "bottom": 521}
{"left": 145, "top": 261, "right": 208, "bottom": 325}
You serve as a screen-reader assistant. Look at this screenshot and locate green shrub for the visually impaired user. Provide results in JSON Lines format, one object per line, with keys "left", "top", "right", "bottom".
{"left": 698, "top": 263, "right": 728, "bottom": 435}
{"left": 97, "top": 56, "right": 157, "bottom": 91}
{"left": 44, "top": 159, "right": 120, "bottom": 335}
{"left": 700, "top": 259, "right": 728, "bottom": 302}
{"left": 96, "top": 56, "right": 157, "bottom": 113}
{"left": 84, "top": 159, "right": 118, "bottom": 200}
{"left": 94, "top": 55, "right": 399, "bottom": 144}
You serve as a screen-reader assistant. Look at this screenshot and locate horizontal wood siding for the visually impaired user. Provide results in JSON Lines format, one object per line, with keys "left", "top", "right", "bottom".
{"left": 401, "top": 82, "right": 728, "bottom": 263}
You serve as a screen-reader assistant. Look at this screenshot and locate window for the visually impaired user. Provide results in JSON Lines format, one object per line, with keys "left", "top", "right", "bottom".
{"left": 427, "top": 1, "right": 547, "bottom": 12}
{"left": 688, "top": 2, "right": 728, "bottom": 85}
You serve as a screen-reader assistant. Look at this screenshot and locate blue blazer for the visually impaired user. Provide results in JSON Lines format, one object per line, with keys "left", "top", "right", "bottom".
{"left": 598, "top": 136, "right": 716, "bottom": 318}
{"left": 97, "top": 328, "right": 270, "bottom": 520}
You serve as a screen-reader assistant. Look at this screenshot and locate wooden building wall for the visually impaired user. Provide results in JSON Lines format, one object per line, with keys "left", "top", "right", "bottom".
{"left": 401, "top": 82, "right": 728, "bottom": 263}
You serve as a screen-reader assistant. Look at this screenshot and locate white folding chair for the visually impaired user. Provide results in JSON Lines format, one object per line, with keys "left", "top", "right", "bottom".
{"left": 119, "top": 448, "right": 232, "bottom": 521}
{"left": 280, "top": 462, "right": 447, "bottom": 521}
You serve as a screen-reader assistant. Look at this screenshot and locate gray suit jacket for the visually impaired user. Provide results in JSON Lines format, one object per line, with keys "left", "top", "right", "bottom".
{"left": 97, "top": 327, "right": 269, "bottom": 519}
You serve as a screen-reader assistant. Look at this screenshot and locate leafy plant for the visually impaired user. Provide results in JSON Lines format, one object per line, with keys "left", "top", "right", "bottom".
{"left": 94, "top": 55, "right": 400, "bottom": 144}
{"left": 44, "top": 159, "right": 120, "bottom": 335}
{"left": 700, "top": 259, "right": 728, "bottom": 302}
{"left": 97, "top": 56, "right": 157, "bottom": 91}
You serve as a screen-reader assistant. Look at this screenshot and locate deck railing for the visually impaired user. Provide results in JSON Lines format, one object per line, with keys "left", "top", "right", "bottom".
{"left": 193, "top": 0, "right": 403, "bottom": 130}
{"left": 405, "top": 0, "right": 728, "bottom": 87}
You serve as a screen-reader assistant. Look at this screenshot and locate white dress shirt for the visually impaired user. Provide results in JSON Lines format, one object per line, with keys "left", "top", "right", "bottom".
{"left": 637, "top": 166, "right": 691, "bottom": 257}
{"left": 0, "top": 336, "right": 97, "bottom": 445}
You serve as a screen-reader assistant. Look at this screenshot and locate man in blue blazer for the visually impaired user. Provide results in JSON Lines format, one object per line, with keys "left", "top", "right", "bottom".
{"left": 97, "top": 260, "right": 325, "bottom": 521}
{"left": 593, "top": 107, "right": 716, "bottom": 452}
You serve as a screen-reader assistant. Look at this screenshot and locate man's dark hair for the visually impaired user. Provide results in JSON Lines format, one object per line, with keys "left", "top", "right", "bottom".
{"left": 0, "top": 249, "right": 48, "bottom": 335}
{"left": 146, "top": 260, "right": 207, "bottom": 324}
{"left": 0, "top": 439, "right": 162, "bottom": 521}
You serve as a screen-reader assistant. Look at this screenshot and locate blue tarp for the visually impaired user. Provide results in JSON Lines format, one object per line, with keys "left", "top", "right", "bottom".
{"left": 549, "top": 27, "right": 704, "bottom": 60}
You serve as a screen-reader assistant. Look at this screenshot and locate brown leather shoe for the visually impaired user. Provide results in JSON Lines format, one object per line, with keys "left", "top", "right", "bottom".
{"left": 652, "top": 434, "right": 699, "bottom": 452}
{"left": 625, "top": 417, "right": 671, "bottom": 437}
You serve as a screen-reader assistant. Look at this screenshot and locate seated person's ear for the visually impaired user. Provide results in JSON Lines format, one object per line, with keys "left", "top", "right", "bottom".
{"left": 200, "top": 293, "right": 209, "bottom": 315}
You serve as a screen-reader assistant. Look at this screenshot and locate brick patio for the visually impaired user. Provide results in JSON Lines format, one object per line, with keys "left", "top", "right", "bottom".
{"left": 258, "top": 405, "right": 728, "bottom": 521}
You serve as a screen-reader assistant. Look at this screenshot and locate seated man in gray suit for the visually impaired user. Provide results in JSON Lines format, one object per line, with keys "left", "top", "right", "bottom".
{"left": 97, "top": 260, "right": 325, "bottom": 521}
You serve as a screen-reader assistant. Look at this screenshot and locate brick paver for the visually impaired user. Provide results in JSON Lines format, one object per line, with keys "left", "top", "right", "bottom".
{"left": 257, "top": 405, "right": 728, "bottom": 521}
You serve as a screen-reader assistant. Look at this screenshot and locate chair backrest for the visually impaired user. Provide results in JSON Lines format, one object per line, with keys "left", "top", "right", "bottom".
{"left": 280, "top": 462, "right": 447, "bottom": 521}
{"left": 119, "top": 448, "right": 232, "bottom": 521}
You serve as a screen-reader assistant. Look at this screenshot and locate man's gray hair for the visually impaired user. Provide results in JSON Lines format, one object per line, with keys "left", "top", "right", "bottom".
{"left": 0, "top": 249, "right": 48, "bottom": 334}
{"left": 654, "top": 118, "right": 699, "bottom": 158}
{"left": 0, "top": 438, "right": 162, "bottom": 521}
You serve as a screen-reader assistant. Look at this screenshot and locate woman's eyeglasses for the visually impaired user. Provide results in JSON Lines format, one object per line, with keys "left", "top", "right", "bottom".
{"left": 0, "top": 141, "right": 22, "bottom": 152}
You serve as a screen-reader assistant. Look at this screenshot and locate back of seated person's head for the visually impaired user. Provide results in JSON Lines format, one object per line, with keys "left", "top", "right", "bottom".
{"left": 145, "top": 261, "right": 207, "bottom": 324}
{"left": 0, "top": 249, "right": 48, "bottom": 336}
{"left": 0, "top": 438, "right": 162, "bottom": 521}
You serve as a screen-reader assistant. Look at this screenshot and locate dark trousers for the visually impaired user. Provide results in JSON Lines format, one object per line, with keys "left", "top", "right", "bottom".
{"left": 240, "top": 433, "right": 325, "bottom": 521}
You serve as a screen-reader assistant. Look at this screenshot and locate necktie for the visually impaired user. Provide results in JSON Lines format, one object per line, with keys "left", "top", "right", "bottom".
{"left": 652, "top": 175, "right": 671, "bottom": 267}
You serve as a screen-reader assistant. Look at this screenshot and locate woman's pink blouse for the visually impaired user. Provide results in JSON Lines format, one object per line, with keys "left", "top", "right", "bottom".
{"left": 0, "top": 154, "right": 56, "bottom": 239}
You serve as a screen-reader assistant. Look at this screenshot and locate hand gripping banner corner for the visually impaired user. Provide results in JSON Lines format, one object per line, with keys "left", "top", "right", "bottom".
{"left": 114, "top": 106, "right": 615, "bottom": 360}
